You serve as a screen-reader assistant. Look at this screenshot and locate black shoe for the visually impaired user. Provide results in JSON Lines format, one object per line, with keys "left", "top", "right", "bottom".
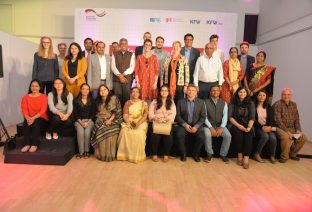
{"left": 290, "top": 155, "right": 300, "bottom": 161}
{"left": 193, "top": 156, "right": 200, "bottom": 162}
{"left": 180, "top": 155, "right": 187, "bottom": 162}
{"left": 220, "top": 156, "right": 229, "bottom": 163}
{"left": 279, "top": 158, "right": 288, "bottom": 163}
{"left": 204, "top": 154, "right": 213, "bottom": 163}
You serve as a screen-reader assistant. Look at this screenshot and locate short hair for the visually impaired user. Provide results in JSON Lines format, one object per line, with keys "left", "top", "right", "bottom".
{"left": 209, "top": 34, "right": 219, "bottom": 41}
{"left": 57, "top": 42, "right": 67, "bottom": 48}
{"left": 210, "top": 84, "right": 220, "bottom": 91}
{"left": 205, "top": 42, "right": 214, "bottom": 49}
{"left": 187, "top": 84, "right": 197, "bottom": 89}
{"left": 84, "top": 37, "right": 93, "bottom": 44}
{"left": 256, "top": 50, "right": 267, "bottom": 60}
{"left": 172, "top": 41, "right": 182, "bottom": 47}
{"left": 156, "top": 36, "right": 164, "bottom": 42}
{"left": 144, "top": 39, "right": 153, "bottom": 45}
{"left": 281, "top": 87, "right": 294, "bottom": 95}
{"left": 240, "top": 41, "right": 250, "bottom": 48}
{"left": 112, "top": 42, "right": 118, "bottom": 45}
{"left": 119, "top": 38, "right": 128, "bottom": 43}
{"left": 229, "top": 47, "right": 239, "bottom": 54}
{"left": 96, "top": 41, "right": 105, "bottom": 47}
{"left": 144, "top": 32, "right": 151, "bottom": 36}
{"left": 184, "top": 33, "right": 194, "bottom": 40}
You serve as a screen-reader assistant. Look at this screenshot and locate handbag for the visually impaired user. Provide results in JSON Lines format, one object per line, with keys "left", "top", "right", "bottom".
{"left": 152, "top": 121, "right": 172, "bottom": 135}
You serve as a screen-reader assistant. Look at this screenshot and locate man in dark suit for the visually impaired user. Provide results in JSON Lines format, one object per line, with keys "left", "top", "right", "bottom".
{"left": 238, "top": 41, "right": 255, "bottom": 76}
{"left": 135, "top": 32, "right": 154, "bottom": 58}
{"left": 175, "top": 84, "right": 206, "bottom": 162}
{"left": 181, "top": 33, "right": 200, "bottom": 84}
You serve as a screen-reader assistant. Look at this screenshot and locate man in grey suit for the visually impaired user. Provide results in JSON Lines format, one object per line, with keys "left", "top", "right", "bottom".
{"left": 181, "top": 33, "right": 200, "bottom": 84}
{"left": 87, "top": 41, "right": 113, "bottom": 98}
{"left": 175, "top": 84, "right": 206, "bottom": 162}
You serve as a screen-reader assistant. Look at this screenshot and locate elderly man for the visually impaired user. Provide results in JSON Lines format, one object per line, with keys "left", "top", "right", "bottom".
{"left": 273, "top": 88, "right": 308, "bottom": 163}
{"left": 193, "top": 42, "right": 224, "bottom": 99}
{"left": 87, "top": 41, "right": 112, "bottom": 98}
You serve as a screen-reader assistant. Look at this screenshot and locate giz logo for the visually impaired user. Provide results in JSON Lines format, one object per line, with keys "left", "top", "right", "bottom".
{"left": 206, "top": 20, "right": 218, "bottom": 25}
{"left": 190, "top": 20, "right": 201, "bottom": 24}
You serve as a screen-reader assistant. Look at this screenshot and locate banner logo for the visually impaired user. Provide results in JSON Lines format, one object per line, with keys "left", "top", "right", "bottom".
{"left": 190, "top": 19, "right": 201, "bottom": 24}
{"left": 85, "top": 9, "right": 107, "bottom": 17}
{"left": 150, "top": 18, "right": 161, "bottom": 23}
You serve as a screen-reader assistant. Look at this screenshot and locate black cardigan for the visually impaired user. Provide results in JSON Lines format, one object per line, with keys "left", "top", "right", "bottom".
{"left": 254, "top": 105, "right": 275, "bottom": 129}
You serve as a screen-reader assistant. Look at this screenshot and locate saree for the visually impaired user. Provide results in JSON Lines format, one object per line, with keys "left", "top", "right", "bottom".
{"left": 90, "top": 95, "right": 122, "bottom": 161}
{"left": 117, "top": 100, "right": 148, "bottom": 163}
{"left": 247, "top": 64, "right": 276, "bottom": 98}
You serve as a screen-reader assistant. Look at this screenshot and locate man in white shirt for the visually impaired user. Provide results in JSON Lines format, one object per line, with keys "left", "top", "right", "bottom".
{"left": 193, "top": 42, "right": 224, "bottom": 99}
{"left": 87, "top": 41, "right": 112, "bottom": 98}
{"left": 111, "top": 38, "right": 135, "bottom": 106}
{"left": 210, "top": 34, "right": 224, "bottom": 64}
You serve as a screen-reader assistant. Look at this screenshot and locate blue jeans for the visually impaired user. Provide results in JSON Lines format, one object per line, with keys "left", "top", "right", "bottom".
{"left": 75, "top": 119, "right": 94, "bottom": 155}
{"left": 256, "top": 129, "right": 277, "bottom": 157}
{"left": 204, "top": 127, "right": 232, "bottom": 157}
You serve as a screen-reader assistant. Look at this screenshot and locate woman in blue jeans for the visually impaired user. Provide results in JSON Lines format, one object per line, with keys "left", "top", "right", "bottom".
{"left": 254, "top": 90, "right": 277, "bottom": 163}
{"left": 73, "top": 83, "right": 95, "bottom": 159}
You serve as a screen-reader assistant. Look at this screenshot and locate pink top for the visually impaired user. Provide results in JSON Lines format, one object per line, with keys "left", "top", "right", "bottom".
{"left": 257, "top": 106, "right": 267, "bottom": 126}
{"left": 148, "top": 99, "right": 176, "bottom": 123}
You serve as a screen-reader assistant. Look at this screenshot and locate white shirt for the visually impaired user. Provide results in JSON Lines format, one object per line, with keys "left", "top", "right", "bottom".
{"left": 111, "top": 52, "right": 135, "bottom": 76}
{"left": 212, "top": 48, "right": 225, "bottom": 64}
{"left": 98, "top": 54, "right": 107, "bottom": 80}
{"left": 193, "top": 54, "right": 224, "bottom": 86}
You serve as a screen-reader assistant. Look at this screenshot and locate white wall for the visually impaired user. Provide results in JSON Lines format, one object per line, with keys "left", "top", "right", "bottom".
{"left": 0, "top": 32, "right": 38, "bottom": 126}
{"left": 257, "top": 0, "right": 312, "bottom": 139}
{"left": 1, "top": 0, "right": 260, "bottom": 48}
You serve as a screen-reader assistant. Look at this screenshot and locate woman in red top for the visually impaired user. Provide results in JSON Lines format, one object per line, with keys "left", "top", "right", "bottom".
{"left": 20, "top": 79, "right": 48, "bottom": 152}
{"left": 135, "top": 39, "right": 159, "bottom": 101}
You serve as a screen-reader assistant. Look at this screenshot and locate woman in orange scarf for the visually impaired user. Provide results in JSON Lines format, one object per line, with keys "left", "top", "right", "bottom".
{"left": 161, "top": 41, "right": 189, "bottom": 104}
{"left": 221, "top": 47, "right": 243, "bottom": 103}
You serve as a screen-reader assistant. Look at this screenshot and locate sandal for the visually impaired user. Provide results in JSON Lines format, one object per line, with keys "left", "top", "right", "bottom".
{"left": 152, "top": 155, "right": 158, "bottom": 162}
{"left": 76, "top": 154, "right": 83, "bottom": 159}
{"left": 21, "top": 145, "right": 30, "bottom": 153}
{"left": 52, "top": 132, "right": 59, "bottom": 140}
{"left": 163, "top": 156, "right": 169, "bottom": 163}
{"left": 83, "top": 152, "right": 90, "bottom": 159}
{"left": 29, "top": 146, "right": 38, "bottom": 153}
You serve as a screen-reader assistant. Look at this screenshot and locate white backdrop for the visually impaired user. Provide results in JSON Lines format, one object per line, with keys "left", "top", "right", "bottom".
{"left": 75, "top": 8, "right": 237, "bottom": 56}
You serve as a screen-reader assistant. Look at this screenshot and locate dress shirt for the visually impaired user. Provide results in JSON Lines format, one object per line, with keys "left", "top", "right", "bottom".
{"left": 98, "top": 54, "right": 107, "bottom": 80}
{"left": 193, "top": 54, "right": 224, "bottom": 86}
{"left": 111, "top": 52, "right": 135, "bottom": 75}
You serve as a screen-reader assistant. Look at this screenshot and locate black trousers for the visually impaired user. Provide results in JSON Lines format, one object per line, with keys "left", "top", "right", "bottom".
{"left": 198, "top": 81, "right": 218, "bottom": 99}
{"left": 151, "top": 129, "right": 173, "bottom": 156}
{"left": 231, "top": 126, "right": 253, "bottom": 156}
{"left": 175, "top": 126, "right": 205, "bottom": 157}
{"left": 174, "top": 86, "right": 185, "bottom": 105}
{"left": 113, "top": 81, "right": 131, "bottom": 107}
{"left": 47, "top": 114, "right": 73, "bottom": 134}
{"left": 40, "top": 81, "right": 53, "bottom": 95}
{"left": 23, "top": 118, "right": 46, "bottom": 146}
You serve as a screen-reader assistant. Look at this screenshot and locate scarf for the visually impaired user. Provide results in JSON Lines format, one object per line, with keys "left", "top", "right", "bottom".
{"left": 169, "top": 54, "right": 181, "bottom": 97}
{"left": 228, "top": 58, "right": 241, "bottom": 93}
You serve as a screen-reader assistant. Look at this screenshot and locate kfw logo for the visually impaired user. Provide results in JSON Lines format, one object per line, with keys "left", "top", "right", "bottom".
{"left": 190, "top": 20, "right": 201, "bottom": 24}
{"left": 150, "top": 18, "right": 161, "bottom": 22}
{"left": 206, "top": 20, "right": 218, "bottom": 25}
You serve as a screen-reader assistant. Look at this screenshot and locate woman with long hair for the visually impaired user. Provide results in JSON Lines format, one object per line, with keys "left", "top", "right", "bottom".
{"left": 47, "top": 78, "right": 73, "bottom": 140}
{"left": 90, "top": 84, "right": 122, "bottom": 161}
{"left": 117, "top": 87, "right": 149, "bottom": 163}
{"left": 148, "top": 85, "right": 176, "bottom": 162}
{"left": 20, "top": 79, "right": 48, "bottom": 152}
{"left": 32, "top": 36, "right": 59, "bottom": 94}
{"left": 62, "top": 42, "right": 87, "bottom": 97}
{"left": 254, "top": 90, "right": 277, "bottom": 163}
{"left": 73, "top": 83, "right": 95, "bottom": 159}
{"left": 228, "top": 86, "right": 255, "bottom": 169}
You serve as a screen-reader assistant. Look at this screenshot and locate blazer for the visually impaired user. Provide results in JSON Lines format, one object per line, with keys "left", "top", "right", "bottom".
{"left": 176, "top": 97, "right": 206, "bottom": 129}
{"left": 254, "top": 105, "right": 275, "bottom": 129}
{"left": 238, "top": 54, "right": 255, "bottom": 74}
{"left": 62, "top": 57, "right": 87, "bottom": 86}
{"left": 82, "top": 50, "right": 95, "bottom": 58}
{"left": 87, "top": 54, "right": 113, "bottom": 90}
{"left": 180, "top": 47, "right": 200, "bottom": 83}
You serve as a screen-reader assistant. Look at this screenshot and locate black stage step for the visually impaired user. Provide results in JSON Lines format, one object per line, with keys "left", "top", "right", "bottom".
{"left": 4, "top": 136, "right": 76, "bottom": 165}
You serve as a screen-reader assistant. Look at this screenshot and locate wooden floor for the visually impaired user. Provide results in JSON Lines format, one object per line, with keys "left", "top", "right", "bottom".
{"left": 1, "top": 126, "right": 312, "bottom": 212}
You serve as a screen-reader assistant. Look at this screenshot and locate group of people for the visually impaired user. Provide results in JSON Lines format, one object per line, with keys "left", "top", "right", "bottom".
{"left": 20, "top": 32, "right": 308, "bottom": 169}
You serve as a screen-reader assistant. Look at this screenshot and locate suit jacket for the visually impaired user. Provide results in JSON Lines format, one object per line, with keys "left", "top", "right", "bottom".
{"left": 238, "top": 54, "right": 255, "bottom": 74}
{"left": 87, "top": 54, "right": 112, "bottom": 90}
{"left": 180, "top": 47, "right": 200, "bottom": 83}
{"left": 176, "top": 98, "right": 206, "bottom": 129}
{"left": 62, "top": 57, "right": 87, "bottom": 86}
{"left": 82, "top": 50, "right": 95, "bottom": 58}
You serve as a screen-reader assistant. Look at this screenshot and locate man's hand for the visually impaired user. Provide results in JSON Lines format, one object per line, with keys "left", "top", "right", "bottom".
{"left": 184, "top": 124, "right": 193, "bottom": 133}
{"left": 216, "top": 127, "right": 224, "bottom": 137}
{"left": 210, "top": 127, "right": 217, "bottom": 137}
